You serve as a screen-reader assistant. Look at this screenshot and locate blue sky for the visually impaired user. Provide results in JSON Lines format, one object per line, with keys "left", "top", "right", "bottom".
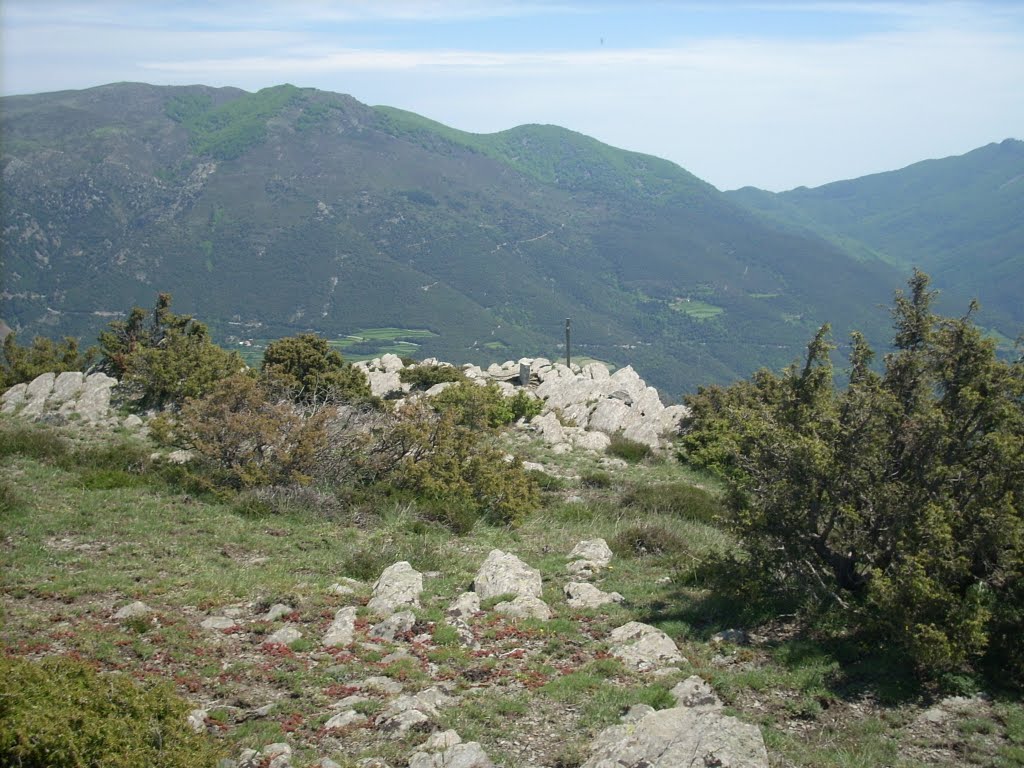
{"left": 2, "top": 1, "right": 1022, "bottom": 190}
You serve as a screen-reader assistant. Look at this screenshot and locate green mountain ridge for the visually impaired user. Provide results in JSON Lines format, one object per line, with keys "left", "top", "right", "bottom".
{"left": 2, "top": 82, "right": 1007, "bottom": 394}
{"left": 727, "top": 139, "right": 1024, "bottom": 337}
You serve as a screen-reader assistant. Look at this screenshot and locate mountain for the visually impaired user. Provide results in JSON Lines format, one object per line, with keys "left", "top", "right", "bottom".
{"left": 2, "top": 83, "right": 906, "bottom": 394}
{"left": 727, "top": 140, "right": 1024, "bottom": 343}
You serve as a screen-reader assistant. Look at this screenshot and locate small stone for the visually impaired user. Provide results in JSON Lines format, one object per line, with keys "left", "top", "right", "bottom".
{"left": 187, "top": 708, "right": 207, "bottom": 732}
{"left": 564, "top": 582, "right": 624, "bottom": 609}
{"left": 266, "top": 625, "right": 303, "bottom": 645}
{"left": 493, "top": 595, "right": 552, "bottom": 620}
{"left": 712, "top": 628, "right": 749, "bottom": 646}
{"left": 621, "top": 704, "right": 656, "bottom": 723}
{"left": 356, "top": 676, "right": 404, "bottom": 695}
{"left": 329, "top": 577, "right": 364, "bottom": 595}
{"left": 370, "top": 610, "right": 416, "bottom": 641}
{"left": 446, "top": 592, "right": 480, "bottom": 620}
{"left": 201, "top": 616, "right": 238, "bottom": 631}
{"left": 114, "top": 601, "right": 152, "bottom": 620}
{"left": 671, "top": 675, "right": 723, "bottom": 710}
{"left": 263, "top": 603, "right": 294, "bottom": 622}
{"left": 324, "top": 606, "right": 358, "bottom": 647}
{"left": 324, "top": 710, "right": 366, "bottom": 730}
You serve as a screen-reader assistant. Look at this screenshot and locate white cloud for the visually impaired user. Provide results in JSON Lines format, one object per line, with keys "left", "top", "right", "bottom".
{"left": 2, "top": 1, "right": 1021, "bottom": 189}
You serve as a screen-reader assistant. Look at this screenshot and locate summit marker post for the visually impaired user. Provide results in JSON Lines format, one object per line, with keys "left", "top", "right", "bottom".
{"left": 565, "top": 318, "right": 571, "bottom": 368}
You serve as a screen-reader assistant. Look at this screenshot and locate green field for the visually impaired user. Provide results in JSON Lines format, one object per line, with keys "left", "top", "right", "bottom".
{"left": 232, "top": 328, "right": 439, "bottom": 367}
{"left": 670, "top": 299, "right": 725, "bottom": 321}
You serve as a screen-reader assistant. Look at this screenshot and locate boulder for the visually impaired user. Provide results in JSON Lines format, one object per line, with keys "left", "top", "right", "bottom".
{"left": 369, "top": 610, "right": 416, "bottom": 641}
{"left": 0, "top": 382, "right": 28, "bottom": 413}
{"left": 493, "top": 595, "right": 552, "bottom": 620}
{"left": 48, "top": 371, "right": 85, "bottom": 405}
{"left": 323, "top": 606, "right": 358, "bottom": 647}
{"left": 581, "top": 705, "right": 768, "bottom": 768}
{"left": 408, "top": 742, "right": 494, "bottom": 768}
{"left": 379, "top": 353, "right": 405, "bottom": 373}
{"left": 568, "top": 539, "right": 613, "bottom": 569}
{"left": 564, "top": 582, "right": 624, "bottom": 609}
{"left": 473, "top": 549, "right": 542, "bottom": 601}
{"left": 608, "top": 621, "right": 686, "bottom": 672}
{"left": 266, "top": 625, "right": 302, "bottom": 645}
{"left": 367, "top": 561, "right": 423, "bottom": 617}
{"left": 378, "top": 687, "right": 450, "bottom": 737}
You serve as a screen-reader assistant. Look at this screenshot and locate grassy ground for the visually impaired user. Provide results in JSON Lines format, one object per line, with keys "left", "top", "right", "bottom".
{"left": 1, "top": 417, "right": 1022, "bottom": 767}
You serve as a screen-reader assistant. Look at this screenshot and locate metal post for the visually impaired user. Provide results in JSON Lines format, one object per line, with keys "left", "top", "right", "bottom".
{"left": 565, "top": 318, "right": 571, "bottom": 368}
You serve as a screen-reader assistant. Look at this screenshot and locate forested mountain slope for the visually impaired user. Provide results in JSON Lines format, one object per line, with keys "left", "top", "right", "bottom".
{"left": 728, "top": 139, "right": 1024, "bottom": 340}
{"left": 2, "top": 83, "right": 904, "bottom": 393}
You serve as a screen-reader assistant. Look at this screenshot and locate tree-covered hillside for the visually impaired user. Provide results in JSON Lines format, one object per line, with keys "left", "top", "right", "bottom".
{"left": 728, "top": 140, "right": 1024, "bottom": 342}
{"left": 2, "top": 83, "right": 904, "bottom": 393}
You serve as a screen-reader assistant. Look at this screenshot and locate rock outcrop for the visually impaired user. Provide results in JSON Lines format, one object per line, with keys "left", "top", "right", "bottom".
{"left": 367, "top": 561, "right": 423, "bottom": 617}
{"left": 1, "top": 371, "right": 119, "bottom": 425}
{"left": 581, "top": 675, "right": 769, "bottom": 768}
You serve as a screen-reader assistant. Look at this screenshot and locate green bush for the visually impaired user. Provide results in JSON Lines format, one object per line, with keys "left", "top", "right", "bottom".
{"left": 620, "top": 482, "right": 723, "bottom": 524}
{"left": 606, "top": 434, "right": 653, "bottom": 463}
{"left": 261, "top": 333, "right": 372, "bottom": 404}
{"left": 428, "top": 381, "right": 531, "bottom": 429}
{"left": 0, "top": 422, "right": 70, "bottom": 462}
{"left": 1, "top": 333, "right": 94, "bottom": 391}
{"left": 98, "top": 293, "right": 242, "bottom": 408}
{"left": 375, "top": 402, "right": 540, "bottom": 525}
{"left": 680, "top": 271, "right": 1024, "bottom": 683}
{"left": 399, "top": 363, "right": 466, "bottom": 389}
{"left": 0, "top": 655, "right": 223, "bottom": 767}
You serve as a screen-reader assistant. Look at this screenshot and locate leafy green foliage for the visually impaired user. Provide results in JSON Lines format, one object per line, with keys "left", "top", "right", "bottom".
{"left": 261, "top": 333, "right": 371, "bottom": 404}
{"left": 98, "top": 293, "right": 242, "bottom": 408}
{"left": 0, "top": 655, "right": 223, "bottom": 767}
{"left": 384, "top": 403, "right": 540, "bottom": 525}
{"left": 429, "top": 381, "right": 539, "bottom": 429}
{"left": 0, "top": 333, "right": 94, "bottom": 390}
{"left": 167, "top": 84, "right": 303, "bottom": 160}
{"left": 680, "top": 272, "right": 1024, "bottom": 683}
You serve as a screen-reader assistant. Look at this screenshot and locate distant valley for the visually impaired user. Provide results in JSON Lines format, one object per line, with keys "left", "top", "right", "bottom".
{"left": 1, "top": 83, "right": 1019, "bottom": 394}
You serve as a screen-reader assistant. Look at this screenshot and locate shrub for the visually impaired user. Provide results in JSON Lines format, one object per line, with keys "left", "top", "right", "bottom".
{"left": 399, "top": 363, "right": 466, "bottom": 389}
{"left": 428, "top": 381, "right": 517, "bottom": 429}
{"left": 606, "top": 434, "right": 653, "bottom": 463}
{"left": 176, "top": 373, "right": 331, "bottom": 488}
{"left": 580, "top": 470, "right": 613, "bottom": 489}
{"left": 0, "top": 422, "right": 70, "bottom": 462}
{"left": 1, "top": 333, "right": 94, "bottom": 390}
{"left": 680, "top": 271, "right": 1024, "bottom": 683}
{"left": 261, "top": 333, "right": 372, "bottom": 404}
{"left": 98, "top": 293, "right": 242, "bottom": 408}
{"left": 611, "top": 523, "right": 690, "bottom": 559}
{"left": 387, "top": 403, "right": 540, "bottom": 525}
{"left": 619, "top": 482, "right": 723, "bottom": 524}
{"left": 0, "top": 655, "right": 223, "bottom": 767}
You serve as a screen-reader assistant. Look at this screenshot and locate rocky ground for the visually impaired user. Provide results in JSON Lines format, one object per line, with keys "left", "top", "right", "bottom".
{"left": 2, "top": 369, "right": 1023, "bottom": 767}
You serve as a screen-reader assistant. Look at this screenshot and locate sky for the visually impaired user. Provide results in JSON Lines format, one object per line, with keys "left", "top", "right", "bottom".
{"left": 2, "top": 1, "right": 1022, "bottom": 191}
